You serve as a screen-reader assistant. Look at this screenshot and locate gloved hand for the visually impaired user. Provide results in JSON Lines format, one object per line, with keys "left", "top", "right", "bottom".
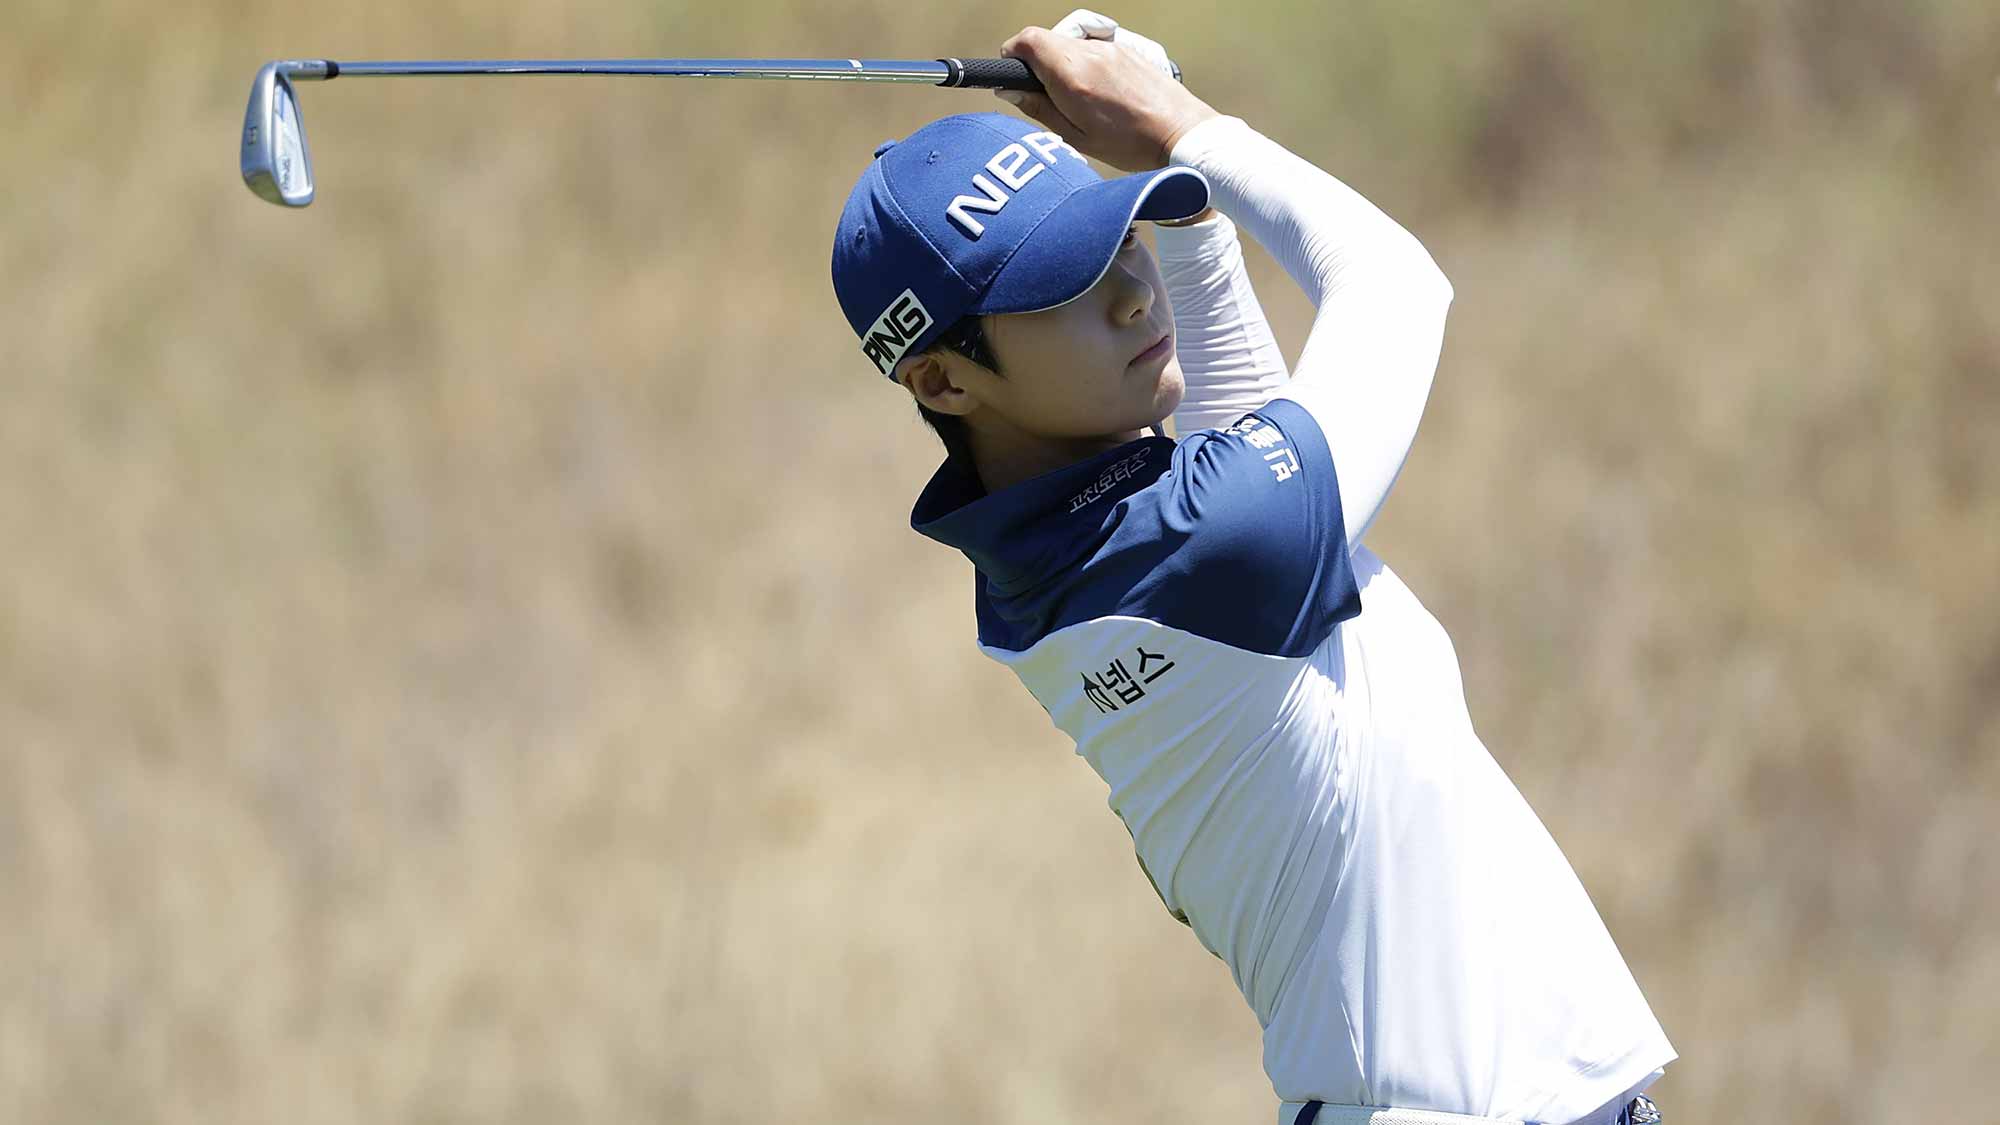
{"left": 1050, "top": 10, "right": 1217, "bottom": 225}
{"left": 994, "top": 13, "right": 1219, "bottom": 172}
{"left": 1050, "top": 9, "right": 1182, "bottom": 84}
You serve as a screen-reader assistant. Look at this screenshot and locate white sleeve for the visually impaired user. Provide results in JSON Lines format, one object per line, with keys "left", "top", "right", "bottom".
{"left": 1167, "top": 115, "right": 1454, "bottom": 548}
{"left": 1152, "top": 211, "right": 1292, "bottom": 435}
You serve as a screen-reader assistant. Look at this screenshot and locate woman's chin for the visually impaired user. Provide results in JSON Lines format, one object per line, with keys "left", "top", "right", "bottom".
{"left": 1150, "top": 364, "right": 1187, "bottom": 419}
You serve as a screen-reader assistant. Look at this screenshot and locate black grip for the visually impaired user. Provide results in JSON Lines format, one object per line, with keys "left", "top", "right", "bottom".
{"left": 936, "top": 57, "right": 1044, "bottom": 92}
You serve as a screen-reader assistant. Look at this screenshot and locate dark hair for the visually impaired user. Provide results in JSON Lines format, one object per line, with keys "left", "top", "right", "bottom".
{"left": 915, "top": 314, "right": 1002, "bottom": 467}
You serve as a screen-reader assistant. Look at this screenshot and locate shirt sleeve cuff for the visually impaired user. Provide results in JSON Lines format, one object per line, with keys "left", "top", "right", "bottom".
{"left": 1168, "top": 114, "right": 1259, "bottom": 173}
{"left": 1152, "top": 208, "right": 1237, "bottom": 262}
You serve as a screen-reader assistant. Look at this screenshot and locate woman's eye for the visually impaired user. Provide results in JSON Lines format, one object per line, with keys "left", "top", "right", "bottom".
{"left": 1122, "top": 227, "right": 1139, "bottom": 247}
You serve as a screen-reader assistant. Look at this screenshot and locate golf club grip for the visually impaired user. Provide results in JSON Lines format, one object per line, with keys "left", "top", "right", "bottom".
{"left": 938, "top": 57, "right": 1043, "bottom": 92}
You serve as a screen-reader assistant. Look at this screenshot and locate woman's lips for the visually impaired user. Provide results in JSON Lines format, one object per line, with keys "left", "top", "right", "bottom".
{"left": 1130, "top": 333, "right": 1173, "bottom": 366}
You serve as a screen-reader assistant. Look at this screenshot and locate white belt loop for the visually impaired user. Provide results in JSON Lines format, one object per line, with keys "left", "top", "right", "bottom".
{"left": 1281, "top": 1105, "right": 1527, "bottom": 1125}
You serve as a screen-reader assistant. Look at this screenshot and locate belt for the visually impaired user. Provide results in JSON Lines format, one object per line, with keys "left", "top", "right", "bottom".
{"left": 1293, "top": 1093, "right": 1661, "bottom": 1125}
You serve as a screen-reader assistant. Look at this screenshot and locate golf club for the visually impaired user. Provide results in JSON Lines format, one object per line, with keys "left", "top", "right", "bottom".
{"left": 240, "top": 56, "right": 1108, "bottom": 208}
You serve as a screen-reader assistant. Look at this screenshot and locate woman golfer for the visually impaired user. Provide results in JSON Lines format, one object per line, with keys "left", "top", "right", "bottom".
{"left": 829, "top": 12, "right": 1674, "bottom": 1124}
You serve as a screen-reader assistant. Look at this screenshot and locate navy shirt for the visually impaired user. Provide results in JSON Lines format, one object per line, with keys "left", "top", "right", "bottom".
{"left": 913, "top": 398, "right": 1360, "bottom": 660}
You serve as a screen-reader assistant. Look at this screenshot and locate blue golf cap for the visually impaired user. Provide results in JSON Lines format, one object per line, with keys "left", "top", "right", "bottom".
{"left": 832, "top": 112, "right": 1210, "bottom": 379}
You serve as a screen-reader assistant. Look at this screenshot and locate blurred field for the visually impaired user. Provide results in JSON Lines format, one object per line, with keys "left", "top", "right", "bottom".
{"left": 3, "top": 1, "right": 1996, "bottom": 1122}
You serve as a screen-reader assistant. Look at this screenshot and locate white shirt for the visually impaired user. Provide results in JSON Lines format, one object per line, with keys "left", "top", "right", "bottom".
{"left": 909, "top": 114, "right": 1673, "bottom": 1124}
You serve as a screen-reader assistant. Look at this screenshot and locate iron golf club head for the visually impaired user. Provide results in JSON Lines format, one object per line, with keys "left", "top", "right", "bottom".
{"left": 241, "top": 62, "right": 315, "bottom": 207}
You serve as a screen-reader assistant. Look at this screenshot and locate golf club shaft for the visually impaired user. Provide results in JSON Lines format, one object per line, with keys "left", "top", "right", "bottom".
{"left": 272, "top": 57, "right": 1044, "bottom": 92}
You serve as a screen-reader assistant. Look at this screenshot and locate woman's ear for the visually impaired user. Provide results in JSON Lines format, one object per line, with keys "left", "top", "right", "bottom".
{"left": 899, "top": 352, "right": 979, "bottom": 418}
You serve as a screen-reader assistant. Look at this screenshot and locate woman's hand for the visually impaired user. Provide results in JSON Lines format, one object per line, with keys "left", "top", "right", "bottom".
{"left": 994, "top": 20, "right": 1221, "bottom": 173}
{"left": 1050, "top": 8, "right": 1181, "bottom": 82}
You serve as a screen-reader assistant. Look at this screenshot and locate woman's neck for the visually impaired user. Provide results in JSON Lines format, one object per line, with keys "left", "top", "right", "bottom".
{"left": 968, "top": 419, "right": 1150, "bottom": 494}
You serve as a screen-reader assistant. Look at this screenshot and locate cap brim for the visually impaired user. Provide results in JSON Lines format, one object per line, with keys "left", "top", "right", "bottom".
{"left": 972, "top": 166, "right": 1211, "bottom": 317}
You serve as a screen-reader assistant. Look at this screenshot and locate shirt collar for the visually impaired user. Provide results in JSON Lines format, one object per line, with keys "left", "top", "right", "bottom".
{"left": 910, "top": 436, "right": 1176, "bottom": 595}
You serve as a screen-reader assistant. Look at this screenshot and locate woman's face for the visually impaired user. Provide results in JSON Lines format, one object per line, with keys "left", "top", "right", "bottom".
{"left": 917, "top": 225, "right": 1185, "bottom": 440}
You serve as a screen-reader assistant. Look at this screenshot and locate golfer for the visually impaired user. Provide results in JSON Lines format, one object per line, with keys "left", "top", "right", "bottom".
{"left": 830, "top": 12, "right": 1674, "bottom": 1124}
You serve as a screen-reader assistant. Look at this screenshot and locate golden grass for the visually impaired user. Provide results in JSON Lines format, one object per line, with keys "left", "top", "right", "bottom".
{"left": 3, "top": 1, "right": 1995, "bottom": 1121}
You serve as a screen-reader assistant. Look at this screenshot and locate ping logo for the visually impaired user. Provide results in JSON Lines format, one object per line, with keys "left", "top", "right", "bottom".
{"left": 861, "top": 288, "right": 935, "bottom": 377}
{"left": 946, "top": 131, "right": 1085, "bottom": 239}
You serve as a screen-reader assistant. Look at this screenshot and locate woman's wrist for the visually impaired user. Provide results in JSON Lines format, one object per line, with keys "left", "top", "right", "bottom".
{"left": 1155, "top": 207, "right": 1219, "bottom": 227}
{"left": 1157, "top": 105, "right": 1222, "bottom": 169}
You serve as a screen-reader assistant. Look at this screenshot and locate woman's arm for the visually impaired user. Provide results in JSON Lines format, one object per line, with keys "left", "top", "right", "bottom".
{"left": 1152, "top": 209, "right": 1294, "bottom": 435}
{"left": 1167, "top": 115, "right": 1454, "bottom": 548}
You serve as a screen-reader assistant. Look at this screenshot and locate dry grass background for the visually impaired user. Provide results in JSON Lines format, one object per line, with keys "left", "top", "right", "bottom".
{"left": 3, "top": 1, "right": 1997, "bottom": 1122}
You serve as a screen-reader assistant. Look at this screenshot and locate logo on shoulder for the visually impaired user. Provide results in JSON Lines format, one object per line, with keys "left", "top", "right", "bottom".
{"left": 862, "top": 288, "right": 934, "bottom": 377}
{"left": 1067, "top": 447, "right": 1152, "bottom": 513}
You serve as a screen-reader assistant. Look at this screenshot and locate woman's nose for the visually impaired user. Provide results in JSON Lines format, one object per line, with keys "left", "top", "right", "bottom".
{"left": 1116, "top": 276, "right": 1156, "bottom": 324}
